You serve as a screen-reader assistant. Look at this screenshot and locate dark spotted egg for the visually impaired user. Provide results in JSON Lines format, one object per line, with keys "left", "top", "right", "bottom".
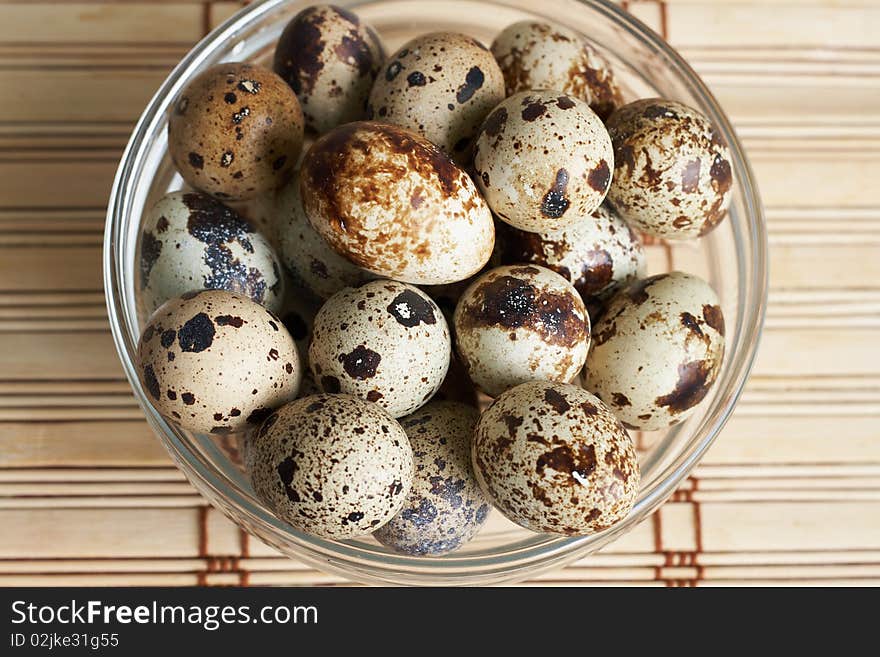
{"left": 277, "top": 170, "right": 371, "bottom": 300}
{"left": 308, "top": 280, "right": 451, "bottom": 417}
{"left": 583, "top": 271, "right": 726, "bottom": 431}
{"left": 300, "top": 121, "right": 494, "bottom": 285}
{"left": 472, "top": 381, "right": 639, "bottom": 535}
{"left": 367, "top": 32, "right": 505, "bottom": 162}
{"left": 491, "top": 20, "right": 623, "bottom": 121}
{"left": 274, "top": 5, "right": 384, "bottom": 134}
{"left": 136, "top": 290, "right": 301, "bottom": 435}
{"left": 139, "top": 191, "right": 284, "bottom": 316}
{"left": 374, "top": 401, "right": 490, "bottom": 555}
{"left": 605, "top": 99, "right": 733, "bottom": 239}
{"left": 473, "top": 90, "right": 613, "bottom": 233}
{"left": 244, "top": 394, "right": 413, "bottom": 540}
{"left": 168, "top": 63, "right": 304, "bottom": 201}
{"left": 494, "top": 203, "right": 646, "bottom": 313}
{"left": 453, "top": 265, "right": 590, "bottom": 398}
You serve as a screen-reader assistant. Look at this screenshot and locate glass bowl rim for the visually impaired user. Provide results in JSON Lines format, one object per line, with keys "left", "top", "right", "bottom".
{"left": 103, "top": 0, "right": 768, "bottom": 585}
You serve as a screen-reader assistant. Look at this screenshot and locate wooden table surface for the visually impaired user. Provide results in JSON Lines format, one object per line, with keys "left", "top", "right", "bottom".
{"left": 0, "top": 0, "right": 878, "bottom": 586}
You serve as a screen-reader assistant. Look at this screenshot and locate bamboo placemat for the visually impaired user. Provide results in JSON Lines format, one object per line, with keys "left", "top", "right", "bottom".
{"left": 0, "top": 0, "right": 878, "bottom": 586}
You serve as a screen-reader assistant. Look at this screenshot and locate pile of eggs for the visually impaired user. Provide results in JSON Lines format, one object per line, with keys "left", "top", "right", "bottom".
{"left": 136, "top": 6, "right": 732, "bottom": 555}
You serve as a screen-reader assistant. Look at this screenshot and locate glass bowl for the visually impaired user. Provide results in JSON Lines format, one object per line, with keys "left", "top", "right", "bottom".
{"left": 104, "top": 0, "right": 767, "bottom": 585}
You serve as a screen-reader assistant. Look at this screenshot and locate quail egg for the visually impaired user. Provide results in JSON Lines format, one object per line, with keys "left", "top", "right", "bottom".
{"left": 139, "top": 191, "right": 284, "bottom": 316}
{"left": 583, "top": 271, "right": 726, "bottom": 430}
{"left": 491, "top": 20, "right": 623, "bottom": 120}
{"left": 454, "top": 265, "right": 590, "bottom": 397}
{"left": 300, "top": 121, "right": 494, "bottom": 285}
{"left": 368, "top": 31, "right": 505, "bottom": 161}
{"left": 137, "top": 289, "right": 301, "bottom": 435}
{"left": 374, "top": 401, "right": 490, "bottom": 555}
{"left": 473, "top": 90, "right": 613, "bottom": 233}
{"left": 273, "top": 5, "right": 384, "bottom": 133}
{"left": 494, "top": 202, "right": 645, "bottom": 311}
{"left": 605, "top": 99, "right": 733, "bottom": 239}
{"left": 245, "top": 394, "right": 413, "bottom": 539}
{"left": 472, "top": 381, "right": 639, "bottom": 535}
{"left": 168, "top": 63, "right": 304, "bottom": 201}
{"left": 277, "top": 170, "right": 371, "bottom": 299}
{"left": 309, "top": 280, "right": 451, "bottom": 417}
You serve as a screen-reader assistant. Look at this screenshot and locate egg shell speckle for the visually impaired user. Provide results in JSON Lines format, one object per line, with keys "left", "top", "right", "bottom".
{"left": 137, "top": 289, "right": 301, "bottom": 435}
{"left": 245, "top": 394, "right": 413, "bottom": 539}
{"left": 454, "top": 264, "right": 590, "bottom": 398}
{"left": 583, "top": 271, "right": 726, "bottom": 430}
{"left": 374, "top": 401, "right": 490, "bottom": 555}
{"left": 300, "top": 121, "right": 494, "bottom": 285}
{"left": 139, "top": 191, "right": 284, "bottom": 316}
{"left": 309, "top": 280, "right": 451, "bottom": 417}
{"left": 491, "top": 20, "right": 623, "bottom": 121}
{"left": 473, "top": 381, "right": 639, "bottom": 535}
{"left": 368, "top": 31, "right": 505, "bottom": 162}
{"left": 605, "top": 99, "right": 733, "bottom": 239}
{"left": 273, "top": 5, "right": 384, "bottom": 133}
{"left": 494, "top": 203, "right": 646, "bottom": 310}
{"left": 168, "top": 63, "right": 304, "bottom": 201}
{"left": 473, "top": 90, "right": 613, "bottom": 233}
{"left": 277, "top": 171, "right": 372, "bottom": 299}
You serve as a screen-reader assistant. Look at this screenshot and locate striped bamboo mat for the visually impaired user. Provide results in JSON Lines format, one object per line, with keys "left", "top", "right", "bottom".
{"left": 1, "top": 0, "right": 878, "bottom": 586}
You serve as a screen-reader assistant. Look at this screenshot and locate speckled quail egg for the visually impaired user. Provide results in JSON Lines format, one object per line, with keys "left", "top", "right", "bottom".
{"left": 274, "top": 5, "right": 384, "bottom": 133}
{"left": 491, "top": 20, "right": 624, "bottom": 121}
{"left": 494, "top": 203, "right": 645, "bottom": 311}
{"left": 300, "top": 121, "right": 494, "bottom": 285}
{"left": 168, "top": 63, "right": 304, "bottom": 201}
{"left": 277, "top": 170, "right": 371, "bottom": 299}
{"left": 473, "top": 381, "right": 639, "bottom": 535}
{"left": 374, "top": 401, "right": 490, "bottom": 555}
{"left": 368, "top": 32, "right": 505, "bottom": 162}
{"left": 605, "top": 99, "right": 733, "bottom": 239}
{"left": 245, "top": 394, "right": 413, "bottom": 539}
{"left": 454, "top": 265, "right": 590, "bottom": 397}
{"left": 137, "top": 290, "right": 301, "bottom": 435}
{"left": 139, "top": 191, "right": 284, "bottom": 316}
{"left": 309, "top": 280, "right": 451, "bottom": 417}
{"left": 473, "top": 91, "right": 613, "bottom": 233}
{"left": 583, "top": 271, "right": 726, "bottom": 430}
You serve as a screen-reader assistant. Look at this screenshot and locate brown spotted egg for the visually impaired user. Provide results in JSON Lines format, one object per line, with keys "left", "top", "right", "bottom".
{"left": 374, "top": 401, "right": 490, "bottom": 555}
{"left": 137, "top": 290, "right": 301, "bottom": 435}
{"left": 491, "top": 20, "right": 623, "bottom": 121}
{"left": 474, "top": 91, "right": 613, "bottom": 233}
{"left": 245, "top": 394, "right": 413, "bottom": 539}
{"left": 367, "top": 32, "right": 505, "bottom": 162}
{"left": 300, "top": 121, "right": 494, "bottom": 285}
{"left": 453, "top": 265, "right": 590, "bottom": 398}
{"left": 309, "top": 280, "right": 451, "bottom": 417}
{"left": 168, "top": 63, "right": 304, "bottom": 201}
{"left": 277, "top": 170, "right": 371, "bottom": 299}
{"left": 605, "top": 99, "right": 733, "bottom": 239}
{"left": 139, "top": 192, "right": 284, "bottom": 316}
{"left": 273, "top": 5, "right": 384, "bottom": 133}
{"left": 494, "top": 203, "right": 646, "bottom": 312}
{"left": 473, "top": 381, "right": 639, "bottom": 535}
{"left": 583, "top": 271, "right": 726, "bottom": 430}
